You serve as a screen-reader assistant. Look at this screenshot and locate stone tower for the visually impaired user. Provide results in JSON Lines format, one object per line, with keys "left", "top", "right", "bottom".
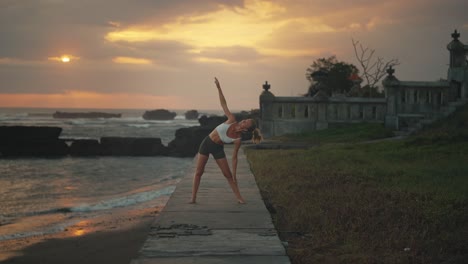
{"left": 447, "top": 30, "right": 468, "bottom": 100}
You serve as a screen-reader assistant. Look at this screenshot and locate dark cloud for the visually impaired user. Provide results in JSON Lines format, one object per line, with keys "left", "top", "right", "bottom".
{"left": 0, "top": 0, "right": 243, "bottom": 27}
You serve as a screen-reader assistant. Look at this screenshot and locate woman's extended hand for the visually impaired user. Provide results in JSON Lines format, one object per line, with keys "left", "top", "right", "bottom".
{"left": 214, "top": 77, "right": 221, "bottom": 89}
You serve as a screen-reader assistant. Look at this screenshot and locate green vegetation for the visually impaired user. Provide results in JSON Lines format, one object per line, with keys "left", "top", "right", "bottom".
{"left": 305, "top": 56, "right": 359, "bottom": 97}
{"left": 246, "top": 106, "right": 468, "bottom": 263}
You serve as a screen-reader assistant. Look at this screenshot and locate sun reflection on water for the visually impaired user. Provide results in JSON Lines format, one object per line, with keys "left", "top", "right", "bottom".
{"left": 73, "top": 229, "right": 85, "bottom": 236}
{"left": 71, "top": 221, "right": 90, "bottom": 237}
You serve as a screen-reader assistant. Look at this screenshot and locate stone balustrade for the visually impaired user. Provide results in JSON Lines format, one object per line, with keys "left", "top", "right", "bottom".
{"left": 260, "top": 91, "right": 386, "bottom": 138}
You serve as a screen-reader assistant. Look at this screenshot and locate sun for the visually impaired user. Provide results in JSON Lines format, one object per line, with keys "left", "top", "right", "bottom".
{"left": 61, "top": 56, "right": 70, "bottom": 63}
{"left": 48, "top": 55, "right": 79, "bottom": 63}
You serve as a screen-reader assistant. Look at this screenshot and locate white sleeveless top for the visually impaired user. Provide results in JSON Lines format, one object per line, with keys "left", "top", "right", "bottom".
{"left": 215, "top": 122, "right": 240, "bottom": 144}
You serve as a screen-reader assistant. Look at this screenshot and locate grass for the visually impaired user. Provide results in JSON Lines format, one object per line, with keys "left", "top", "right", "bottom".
{"left": 246, "top": 106, "right": 468, "bottom": 263}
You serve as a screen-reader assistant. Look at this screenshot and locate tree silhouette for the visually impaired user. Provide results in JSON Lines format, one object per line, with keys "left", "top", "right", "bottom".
{"left": 352, "top": 38, "right": 400, "bottom": 96}
{"left": 305, "top": 56, "right": 359, "bottom": 96}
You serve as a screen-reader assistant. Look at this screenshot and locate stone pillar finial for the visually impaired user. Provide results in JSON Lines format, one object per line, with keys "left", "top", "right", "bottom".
{"left": 387, "top": 66, "right": 395, "bottom": 76}
{"left": 451, "top": 29, "right": 460, "bottom": 41}
{"left": 262, "top": 81, "right": 271, "bottom": 92}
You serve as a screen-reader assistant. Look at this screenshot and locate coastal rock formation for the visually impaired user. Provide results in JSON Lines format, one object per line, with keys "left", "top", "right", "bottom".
{"left": 143, "top": 109, "right": 177, "bottom": 120}
{"left": 0, "top": 126, "right": 62, "bottom": 139}
{"left": 100, "top": 137, "right": 168, "bottom": 156}
{"left": 53, "top": 111, "right": 122, "bottom": 119}
{"left": 0, "top": 126, "right": 170, "bottom": 157}
{"left": 0, "top": 108, "right": 260, "bottom": 158}
{"left": 70, "top": 139, "right": 102, "bottom": 156}
{"left": 197, "top": 110, "right": 259, "bottom": 128}
{"left": 167, "top": 126, "right": 212, "bottom": 157}
{"left": 184, "top": 110, "right": 199, "bottom": 120}
{"left": 0, "top": 126, "right": 68, "bottom": 157}
{"left": 198, "top": 115, "right": 227, "bottom": 127}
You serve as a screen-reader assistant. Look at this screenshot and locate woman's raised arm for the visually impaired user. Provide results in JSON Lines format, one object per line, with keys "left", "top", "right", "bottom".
{"left": 214, "top": 77, "right": 235, "bottom": 123}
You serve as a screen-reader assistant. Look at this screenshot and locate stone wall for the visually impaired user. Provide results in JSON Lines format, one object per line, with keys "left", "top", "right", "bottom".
{"left": 382, "top": 69, "right": 452, "bottom": 130}
{"left": 260, "top": 92, "right": 386, "bottom": 138}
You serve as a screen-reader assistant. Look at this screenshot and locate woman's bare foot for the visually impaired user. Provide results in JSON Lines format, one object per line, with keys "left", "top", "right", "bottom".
{"left": 189, "top": 199, "right": 196, "bottom": 204}
{"left": 238, "top": 199, "right": 246, "bottom": 204}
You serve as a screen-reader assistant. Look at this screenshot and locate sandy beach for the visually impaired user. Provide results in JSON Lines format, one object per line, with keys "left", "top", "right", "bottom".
{"left": 0, "top": 206, "right": 160, "bottom": 264}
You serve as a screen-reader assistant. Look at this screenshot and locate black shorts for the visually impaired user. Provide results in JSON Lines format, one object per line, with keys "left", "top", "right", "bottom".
{"left": 198, "top": 136, "right": 226, "bottom": 159}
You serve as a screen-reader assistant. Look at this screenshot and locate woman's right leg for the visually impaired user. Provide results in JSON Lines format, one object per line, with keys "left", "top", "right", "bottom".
{"left": 190, "top": 153, "right": 209, "bottom": 203}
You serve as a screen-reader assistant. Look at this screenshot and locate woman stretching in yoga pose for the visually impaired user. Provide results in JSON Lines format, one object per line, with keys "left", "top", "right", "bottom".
{"left": 190, "top": 77, "right": 262, "bottom": 204}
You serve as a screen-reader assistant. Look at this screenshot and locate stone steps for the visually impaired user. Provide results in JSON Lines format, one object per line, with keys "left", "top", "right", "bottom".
{"left": 395, "top": 98, "right": 467, "bottom": 136}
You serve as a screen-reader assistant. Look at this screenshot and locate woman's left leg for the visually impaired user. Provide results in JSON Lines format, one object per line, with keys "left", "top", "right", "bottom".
{"left": 215, "top": 158, "right": 246, "bottom": 204}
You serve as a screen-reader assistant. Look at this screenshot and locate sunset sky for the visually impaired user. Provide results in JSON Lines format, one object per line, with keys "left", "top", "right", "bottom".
{"left": 1, "top": 0, "right": 467, "bottom": 110}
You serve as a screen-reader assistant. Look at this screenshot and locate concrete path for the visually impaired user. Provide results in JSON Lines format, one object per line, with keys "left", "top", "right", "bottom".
{"left": 131, "top": 145, "right": 290, "bottom": 264}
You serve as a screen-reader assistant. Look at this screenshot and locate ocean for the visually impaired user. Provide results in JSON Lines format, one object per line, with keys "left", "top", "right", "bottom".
{"left": 0, "top": 107, "right": 219, "bottom": 255}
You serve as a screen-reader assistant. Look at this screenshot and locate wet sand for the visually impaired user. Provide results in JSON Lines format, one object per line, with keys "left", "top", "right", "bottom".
{"left": 0, "top": 207, "right": 160, "bottom": 264}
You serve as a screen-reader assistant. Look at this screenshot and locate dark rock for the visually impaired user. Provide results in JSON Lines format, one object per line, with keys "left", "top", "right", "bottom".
{"left": 143, "top": 109, "right": 177, "bottom": 120}
{"left": 53, "top": 111, "right": 121, "bottom": 118}
{"left": 198, "top": 110, "right": 260, "bottom": 128}
{"left": 184, "top": 110, "right": 199, "bottom": 120}
{"left": 0, "top": 126, "right": 68, "bottom": 157}
{"left": 0, "top": 126, "right": 62, "bottom": 140}
{"left": 131, "top": 138, "right": 169, "bottom": 156}
{"left": 167, "top": 126, "right": 212, "bottom": 157}
{"left": 100, "top": 137, "right": 168, "bottom": 156}
{"left": 198, "top": 115, "right": 227, "bottom": 128}
{"left": 70, "top": 139, "right": 102, "bottom": 156}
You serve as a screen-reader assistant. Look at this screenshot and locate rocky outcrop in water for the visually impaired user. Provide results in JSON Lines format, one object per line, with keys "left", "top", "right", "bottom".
{"left": 69, "top": 137, "right": 169, "bottom": 156}
{"left": 70, "top": 139, "right": 102, "bottom": 156}
{"left": 184, "top": 110, "right": 199, "bottom": 120}
{"left": 0, "top": 126, "right": 169, "bottom": 157}
{"left": 100, "top": 137, "right": 168, "bottom": 156}
{"left": 167, "top": 126, "right": 212, "bottom": 157}
{"left": 0, "top": 109, "right": 260, "bottom": 158}
{"left": 143, "top": 109, "right": 177, "bottom": 120}
{"left": 198, "top": 115, "right": 227, "bottom": 127}
{"left": 0, "top": 126, "right": 69, "bottom": 157}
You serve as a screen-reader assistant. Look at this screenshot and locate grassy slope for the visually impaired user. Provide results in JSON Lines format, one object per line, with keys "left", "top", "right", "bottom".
{"left": 246, "top": 105, "right": 468, "bottom": 264}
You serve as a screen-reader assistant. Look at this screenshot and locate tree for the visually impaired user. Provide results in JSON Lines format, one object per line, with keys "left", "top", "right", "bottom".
{"left": 305, "top": 56, "right": 359, "bottom": 97}
{"left": 352, "top": 38, "right": 400, "bottom": 96}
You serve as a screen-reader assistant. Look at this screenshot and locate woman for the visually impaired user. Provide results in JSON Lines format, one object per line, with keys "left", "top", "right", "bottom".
{"left": 190, "top": 77, "right": 262, "bottom": 204}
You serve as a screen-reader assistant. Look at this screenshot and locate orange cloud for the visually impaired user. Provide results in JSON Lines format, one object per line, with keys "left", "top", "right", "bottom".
{"left": 194, "top": 57, "right": 239, "bottom": 65}
{"left": 104, "top": 0, "right": 331, "bottom": 59}
{"left": 112, "top": 56, "right": 152, "bottom": 65}
{"left": 0, "top": 91, "right": 186, "bottom": 109}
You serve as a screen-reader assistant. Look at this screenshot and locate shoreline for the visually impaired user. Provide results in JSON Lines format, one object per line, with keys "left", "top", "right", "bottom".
{"left": 0, "top": 206, "right": 161, "bottom": 264}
